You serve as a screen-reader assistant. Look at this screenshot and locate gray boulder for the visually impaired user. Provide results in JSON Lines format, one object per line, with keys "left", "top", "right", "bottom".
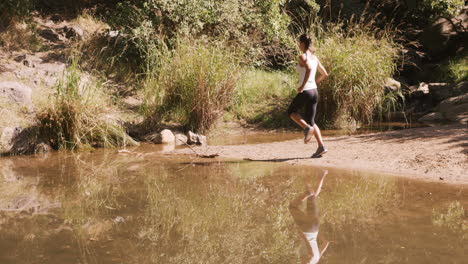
{"left": 187, "top": 131, "right": 207, "bottom": 146}
{"left": 437, "top": 93, "right": 468, "bottom": 124}
{"left": 145, "top": 129, "right": 175, "bottom": 144}
{"left": 420, "top": 7, "right": 468, "bottom": 56}
{"left": 428, "top": 82, "right": 468, "bottom": 102}
{"left": 0, "top": 127, "right": 22, "bottom": 154}
{"left": 384, "top": 78, "right": 401, "bottom": 93}
{"left": 418, "top": 112, "right": 446, "bottom": 124}
{"left": 0, "top": 82, "right": 32, "bottom": 105}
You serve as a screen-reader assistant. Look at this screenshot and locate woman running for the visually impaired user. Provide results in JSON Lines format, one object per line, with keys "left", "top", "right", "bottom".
{"left": 288, "top": 34, "right": 329, "bottom": 158}
{"left": 289, "top": 170, "right": 330, "bottom": 264}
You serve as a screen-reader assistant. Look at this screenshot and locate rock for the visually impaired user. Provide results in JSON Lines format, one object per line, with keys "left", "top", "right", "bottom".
{"left": 427, "top": 82, "right": 468, "bottom": 103}
{"left": 39, "top": 28, "right": 61, "bottom": 42}
{"left": 418, "top": 112, "right": 446, "bottom": 124}
{"left": 0, "top": 81, "right": 33, "bottom": 105}
{"left": 408, "top": 82, "right": 429, "bottom": 98}
{"left": 187, "top": 131, "right": 207, "bottom": 146}
{"left": 23, "top": 58, "right": 35, "bottom": 68}
{"left": 437, "top": 93, "right": 468, "bottom": 124}
{"left": 113, "top": 216, "right": 125, "bottom": 223}
{"left": 159, "top": 129, "right": 175, "bottom": 144}
{"left": 34, "top": 142, "right": 51, "bottom": 154}
{"left": 175, "top": 134, "right": 188, "bottom": 145}
{"left": 14, "top": 54, "right": 26, "bottom": 62}
{"left": 384, "top": 78, "right": 401, "bottom": 93}
{"left": 420, "top": 7, "right": 468, "bottom": 56}
{"left": 144, "top": 129, "right": 175, "bottom": 144}
{"left": 0, "top": 127, "right": 20, "bottom": 153}
{"left": 63, "top": 26, "right": 84, "bottom": 40}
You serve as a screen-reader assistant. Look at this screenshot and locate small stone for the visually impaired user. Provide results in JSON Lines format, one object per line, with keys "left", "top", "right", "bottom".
{"left": 384, "top": 78, "right": 401, "bottom": 93}
{"left": 113, "top": 216, "right": 125, "bottom": 223}
{"left": 187, "top": 131, "right": 207, "bottom": 146}
{"left": 34, "top": 142, "right": 51, "bottom": 154}
{"left": 145, "top": 129, "right": 175, "bottom": 144}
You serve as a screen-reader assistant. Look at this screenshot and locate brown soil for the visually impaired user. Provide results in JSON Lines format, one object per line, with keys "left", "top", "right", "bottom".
{"left": 174, "top": 124, "right": 468, "bottom": 185}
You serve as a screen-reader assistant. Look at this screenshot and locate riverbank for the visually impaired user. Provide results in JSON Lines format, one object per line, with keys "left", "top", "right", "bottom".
{"left": 174, "top": 124, "right": 468, "bottom": 185}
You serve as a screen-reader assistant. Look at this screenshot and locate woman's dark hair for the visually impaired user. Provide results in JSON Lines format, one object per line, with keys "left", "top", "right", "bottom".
{"left": 299, "top": 33, "right": 314, "bottom": 51}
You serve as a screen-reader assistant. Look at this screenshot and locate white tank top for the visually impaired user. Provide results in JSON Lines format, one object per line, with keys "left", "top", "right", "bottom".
{"left": 296, "top": 52, "right": 318, "bottom": 90}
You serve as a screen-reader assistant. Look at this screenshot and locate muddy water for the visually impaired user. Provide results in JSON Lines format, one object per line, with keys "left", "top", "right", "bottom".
{"left": 210, "top": 122, "right": 426, "bottom": 146}
{"left": 0, "top": 148, "right": 466, "bottom": 264}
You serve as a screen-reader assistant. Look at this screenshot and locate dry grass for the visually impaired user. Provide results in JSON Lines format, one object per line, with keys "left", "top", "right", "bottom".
{"left": 0, "top": 20, "right": 43, "bottom": 52}
{"left": 72, "top": 11, "right": 109, "bottom": 37}
{"left": 37, "top": 57, "right": 137, "bottom": 150}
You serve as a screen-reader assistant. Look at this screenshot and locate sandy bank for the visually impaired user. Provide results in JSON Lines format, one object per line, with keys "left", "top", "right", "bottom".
{"left": 174, "top": 124, "right": 468, "bottom": 184}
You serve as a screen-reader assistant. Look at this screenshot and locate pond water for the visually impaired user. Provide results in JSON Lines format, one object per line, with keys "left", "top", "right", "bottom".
{"left": 209, "top": 122, "right": 427, "bottom": 146}
{"left": 0, "top": 146, "right": 466, "bottom": 264}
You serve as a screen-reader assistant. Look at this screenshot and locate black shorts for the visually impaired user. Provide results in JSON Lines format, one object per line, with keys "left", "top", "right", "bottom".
{"left": 287, "top": 89, "right": 319, "bottom": 126}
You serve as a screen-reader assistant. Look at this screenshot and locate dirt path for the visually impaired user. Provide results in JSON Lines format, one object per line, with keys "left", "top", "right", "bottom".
{"left": 174, "top": 125, "right": 468, "bottom": 184}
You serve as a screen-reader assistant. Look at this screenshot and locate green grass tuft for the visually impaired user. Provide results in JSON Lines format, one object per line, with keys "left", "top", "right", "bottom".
{"left": 37, "top": 57, "right": 137, "bottom": 150}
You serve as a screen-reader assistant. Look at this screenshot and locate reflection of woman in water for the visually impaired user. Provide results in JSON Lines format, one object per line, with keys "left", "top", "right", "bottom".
{"left": 289, "top": 170, "right": 329, "bottom": 264}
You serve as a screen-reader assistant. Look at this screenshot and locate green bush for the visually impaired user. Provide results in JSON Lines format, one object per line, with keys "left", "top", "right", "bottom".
{"left": 315, "top": 25, "right": 399, "bottom": 127}
{"left": 0, "top": 0, "right": 34, "bottom": 29}
{"left": 229, "top": 69, "right": 296, "bottom": 127}
{"left": 143, "top": 40, "right": 242, "bottom": 133}
{"left": 105, "top": 0, "right": 293, "bottom": 68}
{"left": 37, "top": 58, "right": 137, "bottom": 150}
{"left": 430, "top": 53, "right": 468, "bottom": 83}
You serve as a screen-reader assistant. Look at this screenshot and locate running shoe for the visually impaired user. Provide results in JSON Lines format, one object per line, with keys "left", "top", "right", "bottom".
{"left": 311, "top": 145, "right": 327, "bottom": 158}
{"left": 304, "top": 126, "right": 313, "bottom": 144}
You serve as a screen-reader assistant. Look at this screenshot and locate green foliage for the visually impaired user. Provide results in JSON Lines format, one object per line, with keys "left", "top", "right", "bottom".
{"left": 105, "top": 0, "right": 293, "bottom": 68}
{"left": 143, "top": 40, "right": 241, "bottom": 133}
{"left": 37, "top": 58, "right": 137, "bottom": 150}
{"left": 315, "top": 25, "right": 399, "bottom": 128}
{"left": 229, "top": 69, "right": 296, "bottom": 127}
{"left": 0, "top": 0, "right": 34, "bottom": 28}
{"left": 430, "top": 53, "right": 468, "bottom": 83}
{"left": 406, "top": 0, "right": 465, "bottom": 25}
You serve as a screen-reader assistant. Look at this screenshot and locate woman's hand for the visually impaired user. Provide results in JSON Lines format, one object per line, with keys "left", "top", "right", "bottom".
{"left": 297, "top": 86, "right": 304, "bottom": 93}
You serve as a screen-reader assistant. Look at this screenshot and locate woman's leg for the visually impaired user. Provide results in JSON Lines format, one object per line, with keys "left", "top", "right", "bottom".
{"left": 312, "top": 124, "right": 324, "bottom": 147}
{"left": 288, "top": 93, "right": 309, "bottom": 129}
{"left": 290, "top": 112, "right": 309, "bottom": 129}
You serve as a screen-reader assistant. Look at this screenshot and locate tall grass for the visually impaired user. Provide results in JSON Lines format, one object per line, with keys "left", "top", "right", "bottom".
{"left": 228, "top": 69, "right": 296, "bottom": 127}
{"left": 314, "top": 25, "right": 400, "bottom": 128}
{"left": 143, "top": 40, "right": 241, "bottom": 132}
{"left": 37, "top": 58, "right": 137, "bottom": 150}
{"left": 429, "top": 53, "right": 468, "bottom": 83}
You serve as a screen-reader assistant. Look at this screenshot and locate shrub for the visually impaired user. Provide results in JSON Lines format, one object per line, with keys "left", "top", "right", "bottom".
{"left": 314, "top": 25, "right": 399, "bottom": 127}
{"left": 37, "top": 58, "right": 137, "bottom": 150}
{"left": 0, "top": 21, "right": 43, "bottom": 51}
{"left": 229, "top": 69, "right": 297, "bottom": 127}
{"left": 0, "top": 0, "right": 34, "bottom": 29}
{"left": 104, "top": 0, "right": 293, "bottom": 69}
{"left": 429, "top": 53, "right": 468, "bottom": 83}
{"left": 143, "top": 40, "right": 241, "bottom": 133}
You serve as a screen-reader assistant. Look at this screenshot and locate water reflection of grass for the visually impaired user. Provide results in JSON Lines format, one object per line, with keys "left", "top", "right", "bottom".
{"left": 432, "top": 201, "right": 467, "bottom": 241}
{"left": 140, "top": 168, "right": 299, "bottom": 264}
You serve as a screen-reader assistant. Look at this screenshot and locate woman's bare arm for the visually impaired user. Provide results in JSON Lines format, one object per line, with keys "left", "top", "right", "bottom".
{"left": 315, "top": 59, "right": 329, "bottom": 85}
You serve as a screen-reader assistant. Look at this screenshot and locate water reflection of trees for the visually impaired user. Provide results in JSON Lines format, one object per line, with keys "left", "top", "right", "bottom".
{"left": 1, "top": 155, "right": 407, "bottom": 264}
